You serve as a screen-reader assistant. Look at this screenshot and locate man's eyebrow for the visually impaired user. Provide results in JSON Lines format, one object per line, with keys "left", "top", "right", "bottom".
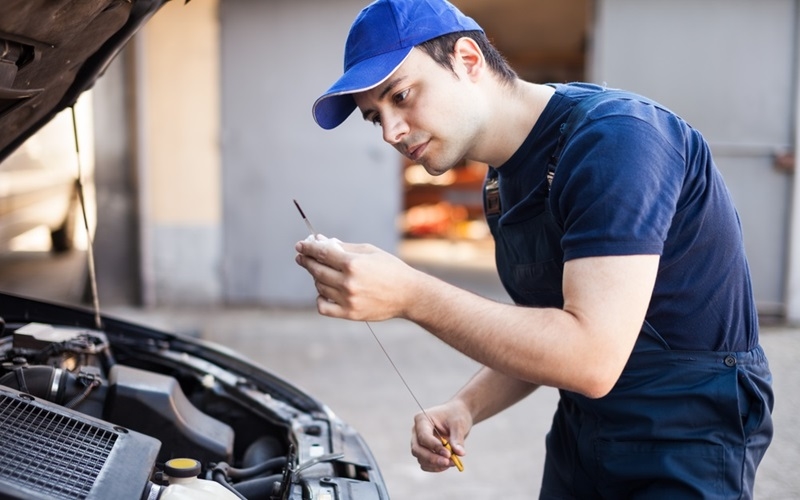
{"left": 379, "top": 76, "right": 405, "bottom": 100}
{"left": 360, "top": 76, "right": 406, "bottom": 121}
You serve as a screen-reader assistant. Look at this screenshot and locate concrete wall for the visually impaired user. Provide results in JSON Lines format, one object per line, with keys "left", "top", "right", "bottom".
{"left": 131, "top": 0, "right": 401, "bottom": 307}
{"left": 789, "top": 5, "right": 800, "bottom": 324}
{"left": 137, "top": 0, "right": 222, "bottom": 306}
{"left": 591, "top": 0, "right": 797, "bottom": 316}
{"left": 92, "top": 49, "right": 141, "bottom": 306}
{"left": 219, "top": 0, "right": 402, "bottom": 306}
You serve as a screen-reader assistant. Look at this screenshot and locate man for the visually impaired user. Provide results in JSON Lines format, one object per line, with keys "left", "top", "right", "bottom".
{"left": 295, "top": 0, "right": 774, "bottom": 497}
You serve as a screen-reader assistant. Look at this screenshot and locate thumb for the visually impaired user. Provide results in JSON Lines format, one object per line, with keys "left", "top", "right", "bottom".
{"left": 438, "top": 434, "right": 466, "bottom": 472}
{"left": 447, "top": 414, "right": 472, "bottom": 457}
{"left": 447, "top": 435, "right": 466, "bottom": 457}
{"left": 441, "top": 427, "right": 467, "bottom": 457}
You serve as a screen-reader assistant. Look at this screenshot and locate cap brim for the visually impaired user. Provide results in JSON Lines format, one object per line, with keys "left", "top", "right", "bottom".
{"left": 313, "top": 48, "right": 412, "bottom": 130}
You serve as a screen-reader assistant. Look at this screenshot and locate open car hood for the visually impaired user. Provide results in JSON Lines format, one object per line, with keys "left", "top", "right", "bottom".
{"left": 0, "top": 0, "right": 169, "bottom": 164}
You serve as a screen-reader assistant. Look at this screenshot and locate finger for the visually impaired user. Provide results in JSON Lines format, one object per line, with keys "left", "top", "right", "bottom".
{"left": 412, "top": 413, "right": 440, "bottom": 447}
{"left": 439, "top": 438, "right": 464, "bottom": 472}
{"left": 442, "top": 427, "right": 468, "bottom": 457}
{"left": 316, "top": 294, "right": 346, "bottom": 318}
{"left": 296, "top": 248, "right": 346, "bottom": 286}
{"left": 419, "top": 460, "right": 452, "bottom": 473}
{"left": 315, "top": 281, "right": 346, "bottom": 308}
{"left": 411, "top": 431, "right": 453, "bottom": 472}
{"left": 413, "top": 414, "right": 458, "bottom": 462}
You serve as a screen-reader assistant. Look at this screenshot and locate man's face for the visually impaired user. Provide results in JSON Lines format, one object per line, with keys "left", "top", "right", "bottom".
{"left": 353, "top": 48, "right": 484, "bottom": 176}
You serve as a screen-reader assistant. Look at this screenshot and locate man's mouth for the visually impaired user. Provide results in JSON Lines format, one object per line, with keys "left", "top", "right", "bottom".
{"left": 406, "top": 141, "right": 428, "bottom": 161}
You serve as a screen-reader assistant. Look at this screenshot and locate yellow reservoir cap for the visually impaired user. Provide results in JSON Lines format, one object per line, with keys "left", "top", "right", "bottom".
{"left": 164, "top": 458, "right": 201, "bottom": 478}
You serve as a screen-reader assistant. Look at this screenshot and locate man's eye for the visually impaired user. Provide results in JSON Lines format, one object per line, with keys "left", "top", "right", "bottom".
{"left": 370, "top": 115, "right": 382, "bottom": 126}
{"left": 393, "top": 89, "right": 409, "bottom": 104}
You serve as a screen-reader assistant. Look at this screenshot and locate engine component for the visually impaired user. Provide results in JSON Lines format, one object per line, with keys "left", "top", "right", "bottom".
{"left": 105, "top": 364, "right": 234, "bottom": 465}
{"left": 0, "top": 364, "right": 107, "bottom": 418}
{"left": 11, "top": 322, "right": 112, "bottom": 372}
{"left": 146, "top": 458, "right": 241, "bottom": 500}
{"left": 0, "top": 384, "right": 160, "bottom": 500}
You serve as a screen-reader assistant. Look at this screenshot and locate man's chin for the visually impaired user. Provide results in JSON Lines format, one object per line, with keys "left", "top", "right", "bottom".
{"left": 424, "top": 167, "right": 448, "bottom": 177}
{"left": 422, "top": 160, "right": 458, "bottom": 177}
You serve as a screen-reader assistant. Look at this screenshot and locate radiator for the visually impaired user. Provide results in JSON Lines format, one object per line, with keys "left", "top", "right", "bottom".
{"left": 0, "top": 385, "right": 160, "bottom": 500}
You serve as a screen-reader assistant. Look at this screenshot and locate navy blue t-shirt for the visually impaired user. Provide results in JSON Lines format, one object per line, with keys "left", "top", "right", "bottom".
{"left": 492, "top": 83, "right": 758, "bottom": 352}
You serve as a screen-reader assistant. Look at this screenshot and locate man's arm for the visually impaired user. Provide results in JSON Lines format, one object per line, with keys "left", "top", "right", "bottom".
{"left": 295, "top": 238, "right": 658, "bottom": 398}
{"left": 455, "top": 366, "right": 540, "bottom": 425}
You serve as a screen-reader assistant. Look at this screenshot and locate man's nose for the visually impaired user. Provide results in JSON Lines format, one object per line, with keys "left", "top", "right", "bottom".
{"left": 381, "top": 112, "right": 409, "bottom": 145}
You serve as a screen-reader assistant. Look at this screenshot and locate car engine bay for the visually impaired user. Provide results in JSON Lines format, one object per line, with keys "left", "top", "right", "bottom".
{"left": 0, "top": 305, "right": 387, "bottom": 500}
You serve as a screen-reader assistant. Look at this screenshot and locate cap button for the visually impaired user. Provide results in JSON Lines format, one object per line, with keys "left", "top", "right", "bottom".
{"left": 164, "top": 458, "right": 201, "bottom": 478}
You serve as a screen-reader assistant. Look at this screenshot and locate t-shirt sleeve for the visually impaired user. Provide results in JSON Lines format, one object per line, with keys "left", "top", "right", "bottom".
{"left": 551, "top": 109, "right": 686, "bottom": 261}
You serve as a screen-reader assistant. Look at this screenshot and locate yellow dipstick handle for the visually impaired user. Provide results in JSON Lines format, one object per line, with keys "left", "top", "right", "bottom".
{"left": 440, "top": 437, "right": 464, "bottom": 472}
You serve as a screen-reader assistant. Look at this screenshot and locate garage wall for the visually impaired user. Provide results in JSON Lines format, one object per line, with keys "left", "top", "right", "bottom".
{"left": 590, "top": 0, "right": 797, "bottom": 317}
{"left": 92, "top": 50, "right": 140, "bottom": 306}
{"left": 129, "top": 0, "right": 401, "bottom": 307}
{"left": 138, "top": 0, "right": 222, "bottom": 306}
{"left": 219, "top": 0, "right": 402, "bottom": 306}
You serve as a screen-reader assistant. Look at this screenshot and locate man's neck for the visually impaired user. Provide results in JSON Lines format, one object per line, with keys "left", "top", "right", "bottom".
{"left": 476, "top": 81, "right": 555, "bottom": 167}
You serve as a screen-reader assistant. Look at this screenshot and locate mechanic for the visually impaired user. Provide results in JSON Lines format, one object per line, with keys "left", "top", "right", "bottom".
{"left": 294, "top": 0, "right": 774, "bottom": 497}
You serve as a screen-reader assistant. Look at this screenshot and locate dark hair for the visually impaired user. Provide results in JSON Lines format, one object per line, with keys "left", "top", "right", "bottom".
{"left": 417, "top": 30, "right": 517, "bottom": 85}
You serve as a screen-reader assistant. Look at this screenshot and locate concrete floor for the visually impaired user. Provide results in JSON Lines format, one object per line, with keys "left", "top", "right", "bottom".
{"left": 1, "top": 239, "right": 799, "bottom": 498}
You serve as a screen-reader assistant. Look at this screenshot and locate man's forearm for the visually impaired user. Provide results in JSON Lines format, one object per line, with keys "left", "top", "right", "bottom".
{"left": 404, "top": 273, "right": 574, "bottom": 389}
{"left": 455, "top": 366, "right": 539, "bottom": 425}
{"left": 402, "top": 255, "right": 657, "bottom": 398}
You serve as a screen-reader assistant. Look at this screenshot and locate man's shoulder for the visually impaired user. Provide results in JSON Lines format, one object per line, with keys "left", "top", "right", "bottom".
{"left": 552, "top": 83, "right": 675, "bottom": 117}
{"left": 550, "top": 82, "right": 607, "bottom": 99}
{"left": 551, "top": 83, "right": 686, "bottom": 146}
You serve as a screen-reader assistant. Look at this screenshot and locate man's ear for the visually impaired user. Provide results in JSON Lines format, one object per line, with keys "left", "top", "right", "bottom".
{"left": 453, "top": 37, "right": 486, "bottom": 81}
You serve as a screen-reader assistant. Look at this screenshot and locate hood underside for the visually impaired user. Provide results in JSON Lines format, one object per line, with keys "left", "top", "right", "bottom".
{"left": 0, "top": 0, "right": 171, "bottom": 163}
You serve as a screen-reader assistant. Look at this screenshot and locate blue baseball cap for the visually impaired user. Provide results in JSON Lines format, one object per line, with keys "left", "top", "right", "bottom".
{"left": 312, "top": 0, "right": 482, "bottom": 130}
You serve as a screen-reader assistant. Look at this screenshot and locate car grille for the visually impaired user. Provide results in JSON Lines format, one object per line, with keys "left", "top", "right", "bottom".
{"left": 0, "top": 386, "right": 160, "bottom": 500}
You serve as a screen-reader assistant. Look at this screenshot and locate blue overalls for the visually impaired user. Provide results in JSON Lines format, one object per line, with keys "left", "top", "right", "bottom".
{"left": 483, "top": 92, "right": 774, "bottom": 499}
